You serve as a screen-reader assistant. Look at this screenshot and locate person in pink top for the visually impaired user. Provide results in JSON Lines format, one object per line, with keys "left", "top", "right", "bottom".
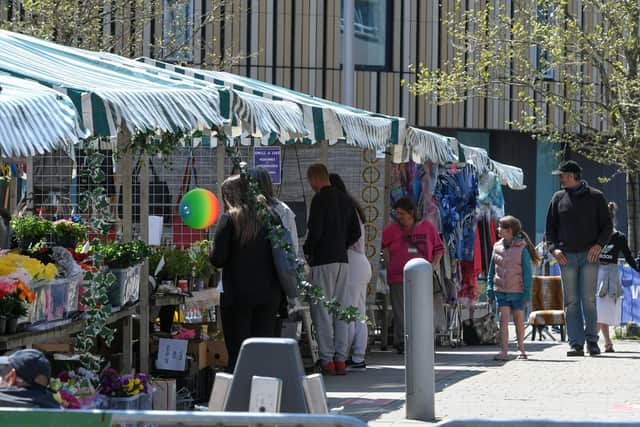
{"left": 382, "top": 197, "right": 445, "bottom": 354}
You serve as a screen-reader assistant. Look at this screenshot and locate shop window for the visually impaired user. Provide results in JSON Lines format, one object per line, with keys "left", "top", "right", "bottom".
{"left": 162, "top": 0, "right": 194, "bottom": 62}
{"left": 340, "top": 0, "right": 392, "bottom": 71}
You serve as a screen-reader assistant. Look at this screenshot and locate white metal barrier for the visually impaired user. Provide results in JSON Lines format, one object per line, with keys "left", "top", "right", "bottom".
{"left": 436, "top": 420, "right": 640, "bottom": 427}
{"left": 0, "top": 408, "right": 368, "bottom": 427}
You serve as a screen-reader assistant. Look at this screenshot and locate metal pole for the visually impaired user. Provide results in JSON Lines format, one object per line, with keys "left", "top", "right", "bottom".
{"left": 404, "top": 258, "right": 435, "bottom": 421}
{"left": 342, "top": 0, "right": 355, "bottom": 106}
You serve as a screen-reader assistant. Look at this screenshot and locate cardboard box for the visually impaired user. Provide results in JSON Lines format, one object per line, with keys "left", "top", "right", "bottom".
{"left": 188, "top": 341, "right": 208, "bottom": 370}
{"left": 33, "top": 341, "right": 74, "bottom": 354}
{"left": 207, "top": 341, "right": 228, "bottom": 368}
{"left": 152, "top": 378, "right": 177, "bottom": 410}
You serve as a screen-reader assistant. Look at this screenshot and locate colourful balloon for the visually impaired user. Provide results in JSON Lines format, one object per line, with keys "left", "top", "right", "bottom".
{"left": 179, "top": 188, "right": 221, "bottom": 229}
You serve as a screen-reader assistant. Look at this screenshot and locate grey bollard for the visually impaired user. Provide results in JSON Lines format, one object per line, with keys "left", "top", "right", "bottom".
{"left": 224, "top": 338, "right": 309, "bottom": 413}
{"left": 404, "top": 258, "right": 435, "bottom": 421}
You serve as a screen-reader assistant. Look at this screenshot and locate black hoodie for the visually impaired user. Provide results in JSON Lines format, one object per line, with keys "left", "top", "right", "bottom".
{"left": 0, "top": 385, "right": 60, "bottom": 408}
{"left": 545, "top": 181, "right": 613, "bottom": 253}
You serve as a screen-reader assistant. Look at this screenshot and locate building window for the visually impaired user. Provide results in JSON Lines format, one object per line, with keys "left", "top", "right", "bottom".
{"left": 341, "top": 0, "right": 391, "bottom": 70}
{"left": 535, "top": 4, "right": 555, "bottom": 80}
{"left": 162, "top": 0, "right": 194, "bottom": 62}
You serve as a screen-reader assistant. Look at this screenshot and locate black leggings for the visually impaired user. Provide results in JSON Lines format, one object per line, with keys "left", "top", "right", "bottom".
{"left": 220, "top": 292, "right": 281, "bottom": 373}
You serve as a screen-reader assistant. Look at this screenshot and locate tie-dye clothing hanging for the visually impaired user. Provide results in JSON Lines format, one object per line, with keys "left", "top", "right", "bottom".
{"left": 434, "top": 165, "right": 479, "bottom": 262}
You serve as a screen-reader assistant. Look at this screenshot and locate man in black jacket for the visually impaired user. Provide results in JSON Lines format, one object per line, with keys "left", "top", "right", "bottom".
{"left": 304, "top": 163, "right": 361, "bottom": 376}
{"left": 546, "top": 160, "right": 613, "bottom": 357}
{"left": 0, "top": 349, "right": 59, "bottom": 408}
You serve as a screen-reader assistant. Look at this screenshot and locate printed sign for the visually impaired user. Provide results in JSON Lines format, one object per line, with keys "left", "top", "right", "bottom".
{"left": 156, "top": 338, "right": 188, "bottom": 371}
{"left": 253, "top": 146, "right": 281, "bottom": 185}
{"left": 620, "top": 264, "right": 640, "bottom": 325}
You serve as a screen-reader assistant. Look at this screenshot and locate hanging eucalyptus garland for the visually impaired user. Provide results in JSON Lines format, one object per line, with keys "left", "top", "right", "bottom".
{"left": 225, "top": 144, "right": 363, "bottom": 322}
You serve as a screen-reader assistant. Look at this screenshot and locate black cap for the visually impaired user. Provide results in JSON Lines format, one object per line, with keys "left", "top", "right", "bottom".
{"left": 0, "top": 349, "right": 51, "bottom": 385}
{"left": 551, "top": 160, "right": 582, "bottom": 175}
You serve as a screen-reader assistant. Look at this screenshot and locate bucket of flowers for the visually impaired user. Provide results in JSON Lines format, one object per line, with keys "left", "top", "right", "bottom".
{"left": 50, "top": 367, "right": 101, "bottom": 409}
{"left": 0, "top": 277, "right": 35, "bottom": 334}
{"left": 99, "top": 367, "right": 153, "bottom": 410}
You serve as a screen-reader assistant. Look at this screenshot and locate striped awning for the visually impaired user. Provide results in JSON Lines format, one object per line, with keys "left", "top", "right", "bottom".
{"left": 137, "top": 57, "right": 406, "bottom": 150}
{"left": 0, "top": 75, "right": 86, "bottom": 158}
{"left": 0, "top": 30, "right": 227, "bottom": 138}
{"left": 393, "top": 127, "right": 525, "bottom": 190}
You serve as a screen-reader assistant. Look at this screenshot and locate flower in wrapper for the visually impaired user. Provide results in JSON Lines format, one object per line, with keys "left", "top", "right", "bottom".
{"left": 99, "top": 368, "right": 152, "bottom": 397}
{"left": 55, "top": 390, "right": 81, "bottom": 409}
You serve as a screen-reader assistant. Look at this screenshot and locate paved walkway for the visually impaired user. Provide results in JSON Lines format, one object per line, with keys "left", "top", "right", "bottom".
{"left": 323, "top": 333, "right": 640, "bottom": 426}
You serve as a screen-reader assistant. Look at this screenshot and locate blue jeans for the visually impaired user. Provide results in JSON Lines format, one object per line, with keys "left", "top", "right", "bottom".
{"left": 559, "top": 251, "right": 599, "bottom": 347}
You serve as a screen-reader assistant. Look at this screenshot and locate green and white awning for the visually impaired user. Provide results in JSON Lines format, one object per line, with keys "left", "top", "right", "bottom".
{"left": 0, "top": 75, "right": 86, "bottom": 158}
{"left": 137, "top": 57, "right": 406, "bottom": 150}
{"left": 393, "top": 127, "right": 525, "bottom": 189}
{"left": 0, "top": 30, "right": 227, "bottom": 138}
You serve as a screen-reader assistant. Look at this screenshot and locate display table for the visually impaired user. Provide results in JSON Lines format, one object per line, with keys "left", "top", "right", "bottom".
{"left": 0, "top": 304, "right": 140, "bottom": 372}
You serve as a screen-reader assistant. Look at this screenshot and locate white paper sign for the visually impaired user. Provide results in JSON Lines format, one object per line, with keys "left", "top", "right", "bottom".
{"left": 148, "top": 215, "right": 163, "bottom": 246}
{"left": 156, "top": 338, "right": 188, "bottom": 371}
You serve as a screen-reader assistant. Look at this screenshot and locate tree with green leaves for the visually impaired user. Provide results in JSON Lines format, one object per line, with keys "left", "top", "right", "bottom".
{"left": 405, "top": 0, "right": 640, "bottom": 250}
{"left": 0, "top": 0, "right": 240, "bottom": 67}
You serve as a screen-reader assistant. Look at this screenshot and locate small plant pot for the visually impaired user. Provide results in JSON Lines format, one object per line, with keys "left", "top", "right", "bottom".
{"left": 0, "top": 316, "right": 6, "bottom": 335}
{"left": 6, "top": 317, "right": 18, "bottom": 335}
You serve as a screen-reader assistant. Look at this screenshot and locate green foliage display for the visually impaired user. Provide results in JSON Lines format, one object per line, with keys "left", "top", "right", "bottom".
{"left": 404, "top": 0, "right": 640, "bottom": 247}
{"left": 97, "top": 240, "right": 151, "bottom": 270}
{"left": 149, "top": 246, "right": 192, "bottom": 282}
{"left": 52, "top": 220, "right": 88, "bottom": 243}
{"left": 188, "top": 240, "right": 215, "bottom": 282}
{"left": 10, "top": 216, "right": 52, "bottom": 244}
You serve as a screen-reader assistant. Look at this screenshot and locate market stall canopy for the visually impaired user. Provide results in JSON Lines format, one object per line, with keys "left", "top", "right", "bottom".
{"left": 136, "top": 58, "right": 406, "bottom": 150}
{"left": 0, "top": 30, "right": 228, "bottom": 138}
{"left": 393, "top": 126, "right": 525, "bottom": 190}
{"left": 0, "top": 75, "right": 87, "bottom": 158}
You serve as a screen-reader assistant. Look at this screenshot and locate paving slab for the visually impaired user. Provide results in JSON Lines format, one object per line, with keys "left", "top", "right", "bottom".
{"left": 324, "top": 334, "right": 640, "bottom": 426}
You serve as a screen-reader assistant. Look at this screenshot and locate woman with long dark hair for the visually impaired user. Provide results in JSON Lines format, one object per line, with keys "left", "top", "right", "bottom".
{"left": 329, "top": 173, "right": 371, "bottom": 368}
{"left": 210, "top": 175, "right": 282, "bottom": 372}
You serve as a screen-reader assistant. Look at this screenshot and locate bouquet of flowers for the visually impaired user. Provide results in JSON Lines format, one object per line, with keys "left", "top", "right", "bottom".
{"left": 99, "top": 368, "right": 152, "bottom": 397}
{"left": 51, "top": 367, "right": 100, "bottom": 409}
{"left": 0, "top": 277, "right": 35, "bottom": 317}
{"left": 0, "top": 253, "right": 58, "bottom": 283}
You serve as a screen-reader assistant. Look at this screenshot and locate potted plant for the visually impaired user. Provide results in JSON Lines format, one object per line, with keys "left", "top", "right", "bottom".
{"left": 96, "top": 240, "right": 151, "bottom": 307}
{"left": 0, "top": 278, "right": 35, "bottom": 334}
{"left": 98, "top": 240, "right": 151, "bottom": 270}
{"left": 149, "top": 246, "right": 192, "bottom": 284}
{"left": 10, "top": 215, "right": 52, "bottom": 249}
{"left": 52, "top": 219, "right": 88, "bottom": 248}
{"left": 99, "top": 368, "right": 153, "bottom": 410}
{"left": 188, "top": 240, "right": 215, "bottom": 289}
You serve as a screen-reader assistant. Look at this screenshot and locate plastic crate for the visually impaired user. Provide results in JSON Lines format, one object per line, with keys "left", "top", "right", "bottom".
{"left": 47, "top": 279, "right": 67, "bottom": 321}
{"left": 65, "top": 272, "right": 84, "bottom": 316}
{"left": 27, "top": 279, "right": 68, "bottom": 323}
{"left": 109, "top": 264, "right": 142, "bottom": 307}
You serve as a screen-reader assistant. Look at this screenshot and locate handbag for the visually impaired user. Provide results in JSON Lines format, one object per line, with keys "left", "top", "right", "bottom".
{"left": 462, "top": 307, "right": 499, "bottom": 345}
{"left": 172, "top": 154, "right": 206, "bottom": 248}
{"left": 270, "top": 222, "right": 299, "bottom": 299}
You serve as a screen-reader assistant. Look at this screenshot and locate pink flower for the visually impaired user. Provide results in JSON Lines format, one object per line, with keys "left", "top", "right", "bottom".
{"left": 58, "top": 370, "right": 70, "bottom": 382}
{"left": 58, "top": 390, "right": 81, "bottom": 409}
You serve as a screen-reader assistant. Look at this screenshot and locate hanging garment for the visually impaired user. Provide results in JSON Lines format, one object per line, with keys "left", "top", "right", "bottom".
{"left": 434, "top": 165, "right": 479, "bottom": 262}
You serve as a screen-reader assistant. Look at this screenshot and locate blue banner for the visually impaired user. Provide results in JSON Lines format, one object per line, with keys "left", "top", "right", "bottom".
{"left": 620, "top": 263, "right": 640, "bottom": 325}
